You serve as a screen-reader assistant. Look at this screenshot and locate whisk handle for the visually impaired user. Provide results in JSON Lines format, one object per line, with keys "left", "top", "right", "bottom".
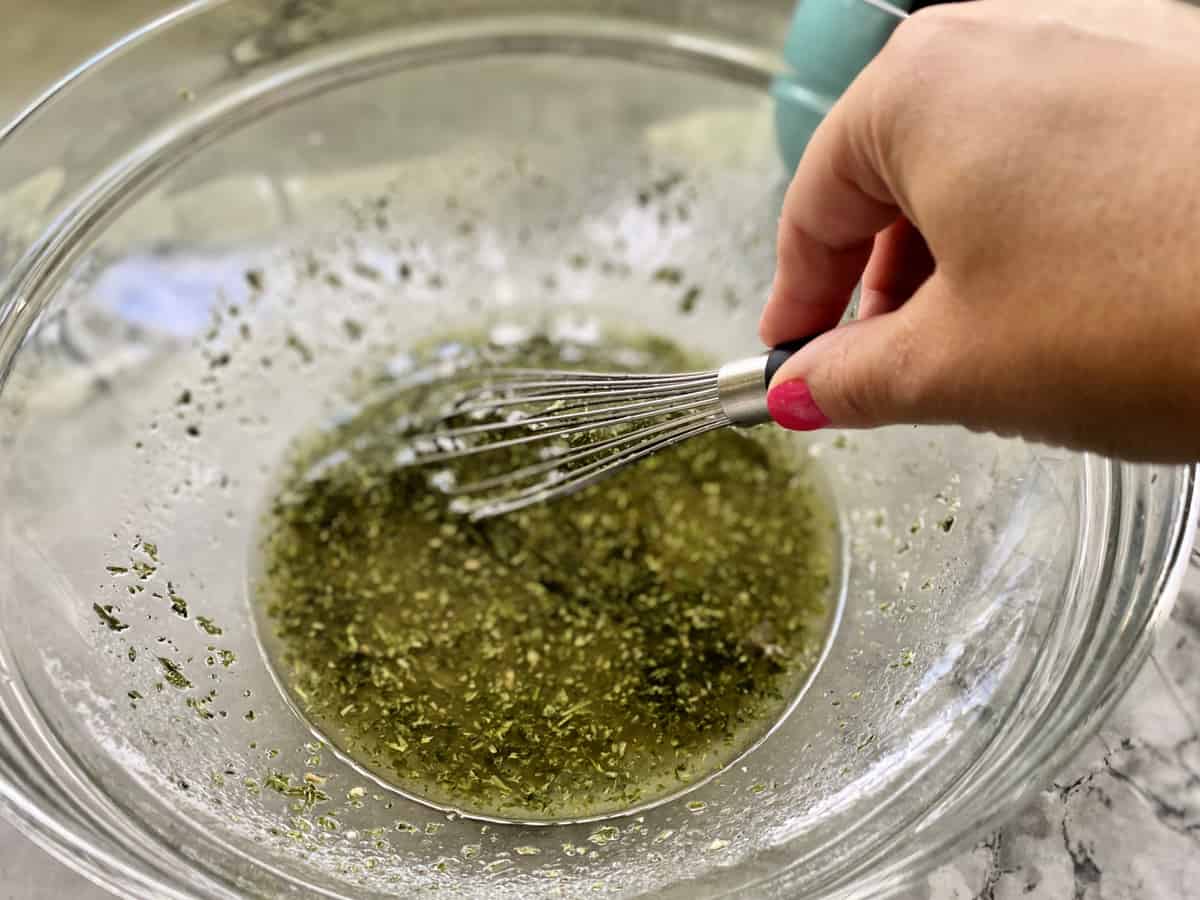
{"left": 764, "top": 336, "right": 820, "bottom": 389}
{"left": 719, "top": 334, "right": 826, "bottom": 426}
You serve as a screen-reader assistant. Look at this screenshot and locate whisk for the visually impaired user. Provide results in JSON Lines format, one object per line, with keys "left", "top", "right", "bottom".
{"left": 399, "top": 338, "right": 813, "bottom": 520}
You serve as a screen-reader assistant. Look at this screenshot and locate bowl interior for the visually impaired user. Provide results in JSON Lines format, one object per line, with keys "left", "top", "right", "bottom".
{"left": 0, "top": 7, "right": 1189, "bottom": 898}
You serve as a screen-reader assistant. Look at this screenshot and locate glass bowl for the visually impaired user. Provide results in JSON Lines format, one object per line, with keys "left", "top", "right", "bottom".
{"left": 0, "top": 2, "right": 1196, "bottom": 897}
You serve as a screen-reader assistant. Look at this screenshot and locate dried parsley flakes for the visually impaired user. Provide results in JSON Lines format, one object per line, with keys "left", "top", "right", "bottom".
{"left": 258, "top": 335, "right": 833, "bottom": 820}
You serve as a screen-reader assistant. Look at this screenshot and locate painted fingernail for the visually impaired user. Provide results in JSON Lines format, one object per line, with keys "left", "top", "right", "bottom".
{"left": 767, "top": 380, "right": 831, "bottom": 432}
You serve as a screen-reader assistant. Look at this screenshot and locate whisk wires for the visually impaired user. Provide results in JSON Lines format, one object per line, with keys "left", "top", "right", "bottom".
{"left": 398, "top": 367, "right": 732, "bottom": 518}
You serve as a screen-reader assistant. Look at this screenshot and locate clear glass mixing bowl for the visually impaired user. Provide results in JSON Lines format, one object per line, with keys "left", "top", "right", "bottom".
{"left": 0, "top": 2, "right": 1197, "bottom": 897}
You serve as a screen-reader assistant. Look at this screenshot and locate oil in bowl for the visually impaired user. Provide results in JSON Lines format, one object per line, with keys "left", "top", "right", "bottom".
{"left": 253, "top": 331, "right": 839, "bottom": 823}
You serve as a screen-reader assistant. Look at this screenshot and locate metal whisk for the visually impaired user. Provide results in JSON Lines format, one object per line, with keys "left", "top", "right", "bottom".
{"left": 400, "top": 339, "right": 811, "bottom": 520}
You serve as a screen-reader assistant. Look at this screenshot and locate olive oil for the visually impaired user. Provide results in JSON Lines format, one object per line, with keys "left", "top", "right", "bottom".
{"left": 257, "top": 334, "right": 835, "bottom": 821}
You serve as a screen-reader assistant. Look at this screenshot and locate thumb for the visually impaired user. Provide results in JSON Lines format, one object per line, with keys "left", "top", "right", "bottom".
{"left": 766, "top": 288, "right": 948, "bottom": 431}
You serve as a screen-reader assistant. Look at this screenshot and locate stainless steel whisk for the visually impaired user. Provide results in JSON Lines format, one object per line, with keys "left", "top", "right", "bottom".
{"left": 401, "top": 339, "right": 811, "bottom": 519}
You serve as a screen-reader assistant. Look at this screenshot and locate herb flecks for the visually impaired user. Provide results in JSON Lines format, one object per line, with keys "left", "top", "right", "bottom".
{"left": 167, "top": 583, "right": 189, "bottom": 619}
{"left": 93, "top": 603, "right": 129, "bottom": 632}
{"left": 259, "top": 335, "right": 833, "bottom": 819}
{"left": 158, "top": 657, "right": 192, "bottom": 690}
{"left": 265, "top": 771, "right": 329, "bottom": 810}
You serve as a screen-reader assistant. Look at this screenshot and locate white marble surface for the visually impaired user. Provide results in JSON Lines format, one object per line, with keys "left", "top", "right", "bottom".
{"left": 4, "top": 2, "right": 1200, "bottom": 898}
{"left": 920, "top": 553, "right": 1200, "bottom": 900}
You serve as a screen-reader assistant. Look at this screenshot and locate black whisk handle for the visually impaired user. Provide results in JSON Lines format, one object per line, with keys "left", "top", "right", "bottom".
{"left": 764, "top": 336, "right": 820, "bottom": 389}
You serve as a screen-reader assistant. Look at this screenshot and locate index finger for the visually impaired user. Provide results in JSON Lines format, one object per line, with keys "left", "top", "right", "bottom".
{"left": 758, "top": 48, "right": 905, "bottom": 347}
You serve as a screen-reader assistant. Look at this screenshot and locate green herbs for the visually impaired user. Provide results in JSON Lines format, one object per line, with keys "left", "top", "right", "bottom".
{"left": 93, "top": 603, "right": 129, "bottom": 633}
{"left": 259, "top": 335, "right": 833, "bottom": 820}
{"left": 679, "top": 286, "right": 702, "bottom": 314}
{"left": 265, "top": 771, "right": 329, "bottom": 810}
{"left": 158, "top": 657, "right": 192, "bottom": 690}
{"left": 168, "top": 584, "right": 189, "bottom": 618}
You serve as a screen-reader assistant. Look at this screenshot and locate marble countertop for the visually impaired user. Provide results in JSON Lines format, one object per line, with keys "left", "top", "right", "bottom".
{"left": 3, "top": 3, "right": 1200, "bottom": 898}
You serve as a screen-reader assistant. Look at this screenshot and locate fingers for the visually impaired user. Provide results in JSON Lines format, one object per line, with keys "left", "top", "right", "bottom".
{"left": 759, "top": 9, "right": 968, "bottom": 431}
{"left": 858, "top": 217, "right": 935, "bottom": 319}
{"left": 767, "top": 276, "right": 957, "bottom": 430}
{"left": 759, "top": 38, "right": 905, "bottom": 348}
{"left": 760, "top": 4, "right": 975, "bottom": 347}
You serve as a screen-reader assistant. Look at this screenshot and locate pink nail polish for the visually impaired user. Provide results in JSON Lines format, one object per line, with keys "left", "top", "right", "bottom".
{"left": 767, "top": 380, "right": 831, "bottom": 432}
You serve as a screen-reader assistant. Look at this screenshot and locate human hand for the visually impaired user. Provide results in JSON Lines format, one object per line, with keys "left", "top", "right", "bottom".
{"left": 760, "top": 0, "right": 1200, "bottom": 462}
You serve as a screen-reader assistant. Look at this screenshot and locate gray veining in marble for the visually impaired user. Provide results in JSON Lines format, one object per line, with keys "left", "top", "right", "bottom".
{"left": 914, "top": 562, "right": 1200, "bottom": 900}
{"left": 2, "top": 2, "right": 1200, "bottom": 898}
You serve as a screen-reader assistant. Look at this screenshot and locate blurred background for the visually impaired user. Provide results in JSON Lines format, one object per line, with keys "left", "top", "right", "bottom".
{"left": 3, "top": 1, "right": 171, "bottom": 122}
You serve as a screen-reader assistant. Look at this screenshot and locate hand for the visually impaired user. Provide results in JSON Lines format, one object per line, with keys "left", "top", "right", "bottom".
{"left": 759, "top": 0, "right": 1200, "bottom": 462}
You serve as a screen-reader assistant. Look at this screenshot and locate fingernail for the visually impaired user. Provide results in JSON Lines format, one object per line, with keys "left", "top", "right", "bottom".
{"left": 767, "top": 380, "right": 830, "bottom": 432}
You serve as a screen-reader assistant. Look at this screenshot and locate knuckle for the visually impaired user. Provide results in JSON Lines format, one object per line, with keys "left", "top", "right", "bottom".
{"left": 883, "top": 7, "right": 960, "bottom": 71}
{"left": 822, "top": 333, "right": 882, "bottom": 426}
{"left": 890, "top": 302, "right": 989, "bottom": 427}
{"left": 860, "top": 9, "right": 973, "bottom": 191}
{"left": 884, "top": 316, "right": 932, "bottom": 420}
{"left": 877, "top": 7, "right": 976, "bottom": 106}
